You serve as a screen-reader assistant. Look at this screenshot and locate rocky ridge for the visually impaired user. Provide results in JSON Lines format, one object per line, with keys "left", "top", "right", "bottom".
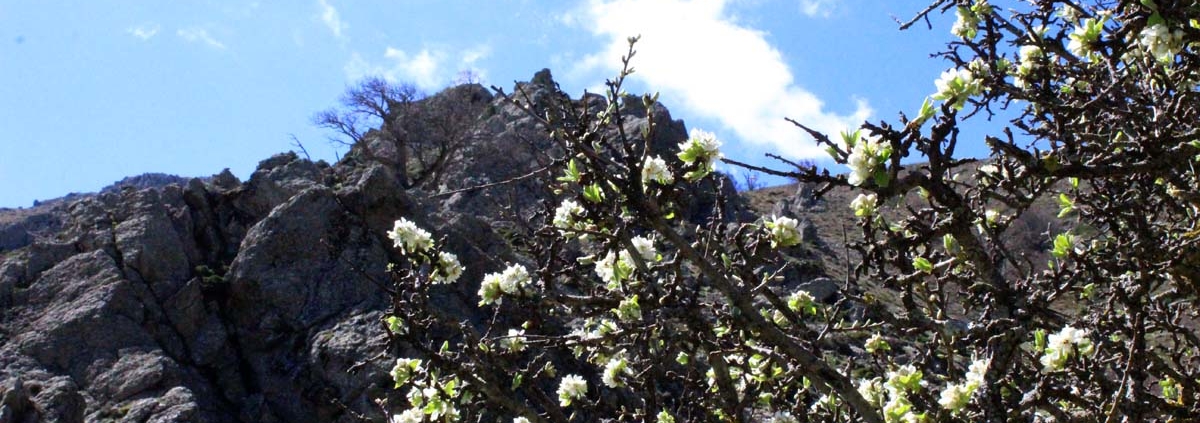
{"left": 0, "top": 70, "right": 819, "bottom": 422}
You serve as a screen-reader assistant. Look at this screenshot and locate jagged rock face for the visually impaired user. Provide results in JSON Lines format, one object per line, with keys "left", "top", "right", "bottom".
{"left": 0, "top": 152, "right": 401, "bottom": 423}
{"left": 0, "top": 70, "right": 763, "bottom": 422}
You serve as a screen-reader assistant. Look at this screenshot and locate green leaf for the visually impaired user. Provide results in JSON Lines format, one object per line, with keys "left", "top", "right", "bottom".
{"left": 873, "top": 170, "right": 890, "bottom": 188}
{"left": 1079, "top": 283, "right": 1096, "bottom": 299}
{"left": 943, "top": 234, "right": 958, "bottom": 254}
{"left": 583, "top": 184, "right": 605, "bottom": 203}
{"left": 916, "top": 97, "right": 936, "bottom": 123}
{"left": 1052, "top": 233, "right": 1074, "bottom": 258}
{"left": 913, "top": 257, "right": 933, "bottom": 273}
{"left": 840, "top": 129, "right": 861, "bottom": 148}
{"left": 1057, "top": 193, "right": 1075, "bottom": 218}
{"left": 557, "top": 159, "right": 581, "bottom": 182}
{"left": 1147, "top": 12, "right": 1166, "bottom": 27}
{"left": 676, "top": 351, "right": 690, "bottom": 365}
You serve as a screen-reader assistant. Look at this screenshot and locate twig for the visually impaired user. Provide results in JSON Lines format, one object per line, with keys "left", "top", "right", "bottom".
{"left": 425, "top": 164, "right": 556, "bottom": 199}
{"left": 289, "top": 133, "right": 313, "bottom": 161}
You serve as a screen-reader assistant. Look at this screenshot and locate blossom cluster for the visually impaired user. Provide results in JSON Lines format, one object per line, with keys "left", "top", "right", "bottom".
{"left": 557, "top": 374, "right": 588, "bottom": 407}
{"left": 764, "top": 215, "right": 802, "bottom": 248}
{"left": 478, "top": 263, "right": 534, "bottom": 306}
{"left": 1067, "top": 16, "right": 1107, "bottom": 59}
{"left": 601, "top": 354, "right": 632, "bottom": 388}
{"left": 1137, "top": 23, "right": 1185, "bottom": 63}
{"left": 677, "top": 128, "right": 723, "bottom": 180}
{"left": 850, "top": 193, "right": 878, "bottom": 218}
{"left": 641, "top": 155, "right": 674, "bottom": 187}
{"left": 1040, "top": 325, "right": 1094, "bottom": 372}
{"left": 552, "top": 199, "right": 589, "bottom": 237}
{"left": 937, "top": 357, "right": 990, "bottom": 413}
{"left": 950, "top": 0, "right": 991, "bottom": 39}
{"left": 884, "top": 365, "right": 924, "bottom": 420}
{"left": 1012, "top": 45, "right": 1044, "bottom": 89}
{"left": 388, "top": 358, "right": 465, "bottom": 422}
{"left": 432, "top": 251, "right": 464, "bottom": 284}
{"left": 594, "top": 235, "right": 658, "bottom": 289}
{"left": 845, "top": 132, "right": 890, "bottom": 187}
{"left": 389, "top": 218, "right": 434, "bottom": 255}
{"left": 499, "top": 328, "right": 526, "bottom": 352}
{"left": 932, "top": 67, "right": 982, "bottom": 110}
{"left": 388, "top": 218, "right": 464, "bottom": 284}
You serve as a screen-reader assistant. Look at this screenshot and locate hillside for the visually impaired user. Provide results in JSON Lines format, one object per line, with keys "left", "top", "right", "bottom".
{"left": 0, "top": 70, "right": 759, "bottom": 423}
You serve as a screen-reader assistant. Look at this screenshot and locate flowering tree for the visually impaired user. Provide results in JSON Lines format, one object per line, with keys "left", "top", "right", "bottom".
{"left": 375, "top": 1, "right": 1200, "bottom": 421}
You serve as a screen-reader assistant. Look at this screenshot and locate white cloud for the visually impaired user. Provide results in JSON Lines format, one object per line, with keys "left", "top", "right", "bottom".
{"left": 799, "top": 0, "right": 838, "bottom": 17}
{"left": 317, "top": 0, "right": 347, "bottom": 38}
{"left": 345, "top": 48, "right": 447, "bottom": 91}
{"left": 177, "top": 27, "right": 225, "bottom": 49}
{"left": 579, "top": 0, "right": 870, "bottom": 159}
{"left": 126, "top": 23, "right": 160, "bottom": 40}
{"left": 457, "top": 44, "right": 492, "bottom": 83}
{"left": 461, "top": 44, "right": 491, "bottom": 66}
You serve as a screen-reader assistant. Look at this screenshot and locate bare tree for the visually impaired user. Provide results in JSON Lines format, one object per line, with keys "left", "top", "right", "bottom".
{"left": 314, "top": 77, "right": 480, "bottom": 189}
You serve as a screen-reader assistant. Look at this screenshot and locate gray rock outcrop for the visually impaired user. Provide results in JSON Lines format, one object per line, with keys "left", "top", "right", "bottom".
{"left": 0, "top": 70, "right": 769, "bottom": 422}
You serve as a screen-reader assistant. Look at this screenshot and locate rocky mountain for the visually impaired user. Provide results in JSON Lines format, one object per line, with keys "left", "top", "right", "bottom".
{"left": 1, "top": 174, "right": 201, "bottom": 254}
{"left": 0, "top": 70, "right": 760, "bottom": 423}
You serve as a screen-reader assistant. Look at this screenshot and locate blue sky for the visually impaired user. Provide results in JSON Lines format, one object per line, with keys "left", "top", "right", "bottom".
{"left": 0, "top": 0, "right": 966, "bottom": 208}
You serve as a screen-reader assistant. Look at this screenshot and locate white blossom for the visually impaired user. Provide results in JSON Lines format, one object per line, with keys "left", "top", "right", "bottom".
{"left": 478, "top": 263, "right": 532, "bottom": 306}
{"left": 1067, "top": 18, "right": 1105, "bottom": 58}
{"left": 938, "top": 382, "right": 973, "bottom": 413}
{"left": 391, "top": 358, "right": 423, "bottom": 387}
{"left": 595, "top": 237, "right": 655, "bottom": 289}
{"left": 787, "top": 289, "right": 814, "bottom": 309}
{"left": 1040, "top": 325, "right": 1093, "bottom": 372}
{"left": 765, "top": 215, "right": 802, "bottom": 248}
{"left": 557, "top": 374, "right": 588, "bottom": 407}
{"left": 851, "top": 193, "right": 878, "bottom": 218}
{"left": 655, "top": 410, "right": 676, "bottom": 423}
{"left": 768, "top": 411, "right": 799, "bottom": 423}
{"left": 552, "top": 199, "right": 588, "bottom": 236}
{"left": 1013, "top": 45, "right": 1044, "bottom": 89}
{"left": 477, "top": 275, "right": 503, "bottom": 306}
{"left": 938, "top": 356, "right": 989, "bottom": 413}
{"left": 391, "top": 408, "right": 423, "bottom": 423}
{"left": 810, "top": 394, "right": 838, "bottom": 413}
{"left": 677, "top": 128, "right": 723, "bottom": 179}
{"left": 885, "top": 364, "right": 923, "bottom": 396}
{"left": 500, "top": 328, "right": 526, "bottom": 352}
{"left": 966, "top": 357, "right": 989, "bottom": 387}
{"left": 513, "top": 418, "right": 531, "bottom": 423}
{"left": 1057, "top": 3, "right": 1081, "bottom": 22}
{"left": 630, "top": 235, "right": 658, "bottom": 262}
{"left": 846, "top": 134, "right": 889, "bottom": 186}
{"left": 431, "top": 251, "right": 463, "bottom": 284}
{"left": 950, "top": 1, "right": 991, "bottom": 39}
{"left": 614, "top": 295, "right": 642, "bottom": 322}
{"left": 1138, "top": 23, "right": 1185, "bottom": 63}
{"left": 933, "top": 67, "right": 982, "bottom": 109}
{"left": 864, "top": 333, "right": 890, "bottom": 353}
{"left": 642, "top": 155, "right": 675, "bottom": 186}
{"left": 857, "top": 377, "right": 885, "bottom": 406}
{"left": 602, "top": 355, "right": 632, "bottom": 388}
{"left": 594, "top": 250, "right": 634, "bottom": 289}
{"left": 389, "top": 218, "right": 434, "bottom": 255}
